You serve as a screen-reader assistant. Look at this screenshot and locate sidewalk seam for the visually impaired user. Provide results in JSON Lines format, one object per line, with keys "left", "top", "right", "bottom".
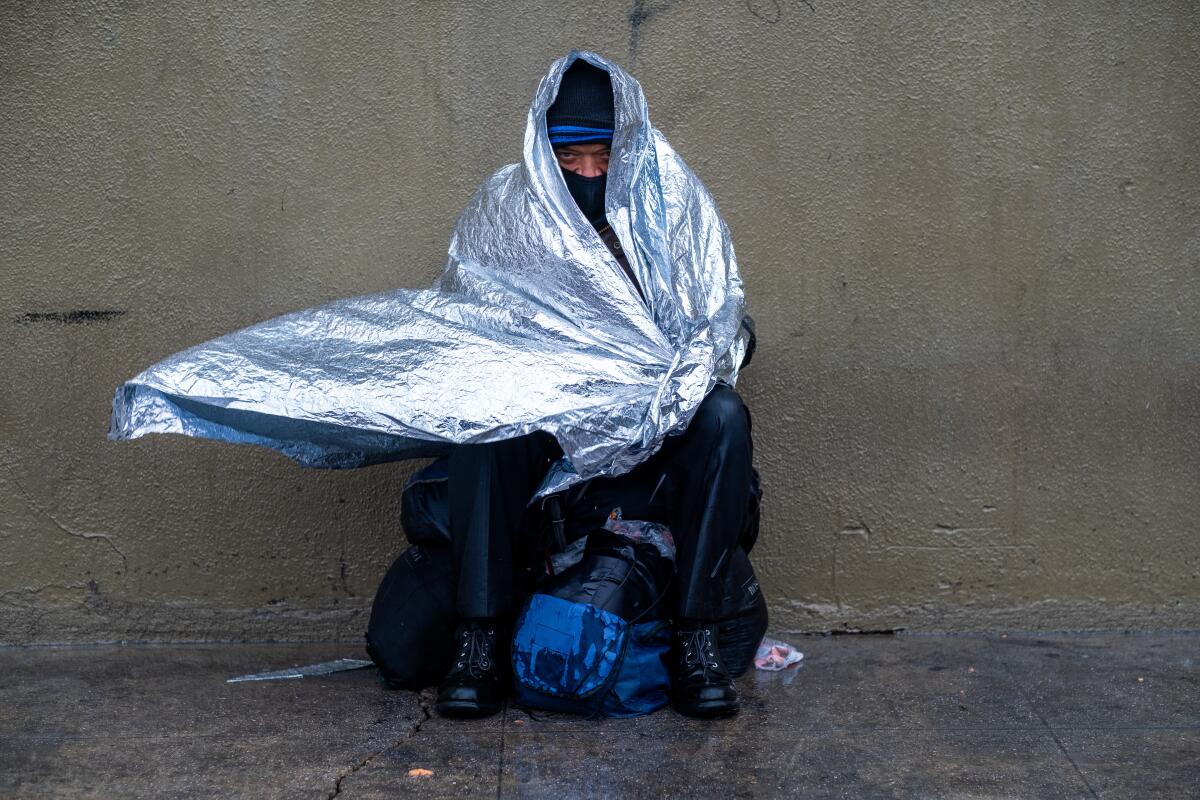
{"left": 997, "top": 652, "right": 1101, "bottom": 800}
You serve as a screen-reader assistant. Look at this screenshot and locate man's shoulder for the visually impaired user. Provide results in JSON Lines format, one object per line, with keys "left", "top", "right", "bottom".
{"left": 478, "top": 163, "right": 522, "bottom": 194}
{"left": 649, "top": 130, "right": 719, "bottom": 222}
{"left": 456, "top": 164, "right": 524, "bottom": 229}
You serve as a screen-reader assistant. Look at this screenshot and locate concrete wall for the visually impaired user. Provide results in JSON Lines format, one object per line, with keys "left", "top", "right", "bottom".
{"left": 2, "top": 1, "right": 1197, "bottom": 643}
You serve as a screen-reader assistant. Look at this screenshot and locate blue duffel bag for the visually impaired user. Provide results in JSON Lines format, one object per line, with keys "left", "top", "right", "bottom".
{"left": 511, "top": 528, "right": 674, "bottom": 718}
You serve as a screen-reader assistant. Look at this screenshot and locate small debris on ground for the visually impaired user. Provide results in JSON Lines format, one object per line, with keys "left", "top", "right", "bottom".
{"left": 755, "top": 636, "right": 804, "bottom": 671}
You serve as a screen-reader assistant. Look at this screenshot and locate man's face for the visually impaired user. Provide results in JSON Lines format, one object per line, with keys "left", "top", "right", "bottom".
{"left": 553, "top": 143, "right": 611, "bottom": 178}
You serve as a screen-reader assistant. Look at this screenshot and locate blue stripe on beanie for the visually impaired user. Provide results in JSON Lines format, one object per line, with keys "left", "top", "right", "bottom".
{"left": 549, "top": 125, "right": 615, "bottom": 134}
{"left": 548, "top": 125, "right": 613, "bottom": 145}
{"left": 550, "top": 134, "right": 613, "bottom": 144}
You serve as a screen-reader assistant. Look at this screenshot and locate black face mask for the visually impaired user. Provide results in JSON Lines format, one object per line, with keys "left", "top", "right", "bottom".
{"left": 561, "top": 168, "right": 607, "bottom": 229}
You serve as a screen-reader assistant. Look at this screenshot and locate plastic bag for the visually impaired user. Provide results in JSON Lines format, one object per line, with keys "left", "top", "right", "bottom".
{"left": 601, "top": 508, "right": 676, "bottom": 560}
{"left": 754, "top": 636, "right": 804, "bottom": 671}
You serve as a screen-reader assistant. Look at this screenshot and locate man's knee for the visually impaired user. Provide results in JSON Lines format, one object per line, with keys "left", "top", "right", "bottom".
{"left": 691, "top": 384, "right": 750, "bottom": 441}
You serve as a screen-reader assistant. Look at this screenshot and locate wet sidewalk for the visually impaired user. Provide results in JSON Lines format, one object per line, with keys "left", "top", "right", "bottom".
{"left": 2, "top": 632, "right": 1197, "bottom": 799}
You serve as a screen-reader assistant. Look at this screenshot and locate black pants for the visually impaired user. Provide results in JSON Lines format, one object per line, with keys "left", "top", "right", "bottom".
{"left": 448, "top": 383, "right": 753, "bottom": 621}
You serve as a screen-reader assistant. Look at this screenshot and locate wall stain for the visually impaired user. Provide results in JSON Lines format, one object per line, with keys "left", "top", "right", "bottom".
{"left": 628, "top": 0, "right": 682, "bottom": 66}
{"left": 16, "top": 310, "right": 127, "bottom": 325}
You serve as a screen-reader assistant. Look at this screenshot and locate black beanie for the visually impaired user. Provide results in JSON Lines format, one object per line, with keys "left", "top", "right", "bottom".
{"left": 546, "top": 61, "right": 615, "bottom": 146}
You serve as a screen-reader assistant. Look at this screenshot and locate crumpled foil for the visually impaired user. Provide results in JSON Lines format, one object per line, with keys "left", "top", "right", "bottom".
{"left": 109, "top": 51, "right": 748, "bottom": 495}
{"left": 226, "top": 658, "right": 374, "bottom": 683}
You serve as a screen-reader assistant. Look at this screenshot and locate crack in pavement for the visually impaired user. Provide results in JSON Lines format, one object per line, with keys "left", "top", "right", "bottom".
{"left": 325, "top": 690, "right": 434, "bottom": 799}
{"left": 412, "top": 690, "right": 434, "bottom": 734}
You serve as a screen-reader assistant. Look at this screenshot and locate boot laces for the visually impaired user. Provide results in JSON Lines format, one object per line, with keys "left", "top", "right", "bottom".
{"left": 680, "top": 626, "right": 725, "bottom": 675}
{"left": 453, "top": 625, "right": 495, "bottom": 677}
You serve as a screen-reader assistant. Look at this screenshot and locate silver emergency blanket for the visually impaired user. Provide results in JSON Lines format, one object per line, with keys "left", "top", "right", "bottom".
{"left": 226, "top": 658, "right": 374, "bottom": 683}
{"left": 110, "top": 51, "right": 748, "bottom": 495}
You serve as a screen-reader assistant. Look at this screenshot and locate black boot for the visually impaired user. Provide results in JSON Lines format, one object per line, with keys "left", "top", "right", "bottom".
{"left": 435, "top": 620, "right": 508, "bottom": 719}
{"left": 669, "top": 622, "right": 740, "bottom": 718}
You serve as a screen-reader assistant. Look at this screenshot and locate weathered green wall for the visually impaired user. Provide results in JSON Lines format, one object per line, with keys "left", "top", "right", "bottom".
{"left": 2, "top": 1, "right": 1197, "bottom": 642}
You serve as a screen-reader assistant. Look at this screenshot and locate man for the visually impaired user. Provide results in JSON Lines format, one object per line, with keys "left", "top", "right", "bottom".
{"left": 109, "top": 50, "right": 756, "bottom": 718}
{"left": 436, "top": 59, "right": 756, "bottom": 720}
